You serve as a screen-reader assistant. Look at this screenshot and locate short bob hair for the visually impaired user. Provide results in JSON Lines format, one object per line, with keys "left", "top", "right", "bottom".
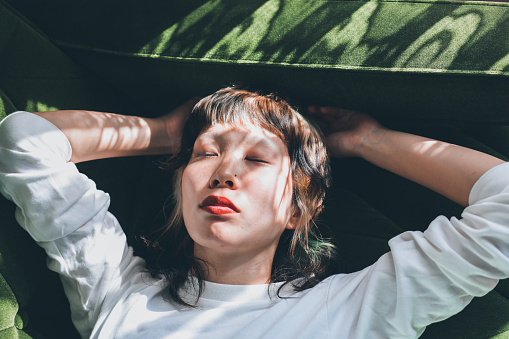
{"left": 142, "top": 86, "right": 336, "bottom": 306}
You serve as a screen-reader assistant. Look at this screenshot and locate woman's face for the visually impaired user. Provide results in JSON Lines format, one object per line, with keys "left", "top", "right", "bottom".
{"left": 181, "top": 122, "right": 297, "bottom": 260}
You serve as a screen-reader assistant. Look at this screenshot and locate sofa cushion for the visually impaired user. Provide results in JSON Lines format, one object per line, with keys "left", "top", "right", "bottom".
{"left": 5, "top": 0, "right": 509, "bottom": 122}
{"left": 1, "top": 1, "right": 509, "bottom": 338}
{"left": 0, "top": 1, "right": 142, "bottom": 337}
{"left": 0, "top": 1, "right": 136, "bottom": 115}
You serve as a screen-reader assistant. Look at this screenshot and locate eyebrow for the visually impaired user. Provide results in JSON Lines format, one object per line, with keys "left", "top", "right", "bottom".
{"left": 199, "top": 129, "right": 283, "bottom": 154}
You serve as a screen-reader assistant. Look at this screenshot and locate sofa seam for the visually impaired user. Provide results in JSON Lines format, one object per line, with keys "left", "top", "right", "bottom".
{"left": 51, "top": 39, "right": 509, "bottom": 78}
{"left": 0, "top": 326, "right": 16, "bottom": 334}
{"left": 0, "top": 0, "right": 55, "bottom": 46}
{"left": 319, "top": 0, "right": 509, "bottom": 7}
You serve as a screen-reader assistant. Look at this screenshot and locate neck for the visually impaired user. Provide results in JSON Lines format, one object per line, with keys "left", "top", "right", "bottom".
{"left": 193, "top": 246, "right": 276, "bottom": 285}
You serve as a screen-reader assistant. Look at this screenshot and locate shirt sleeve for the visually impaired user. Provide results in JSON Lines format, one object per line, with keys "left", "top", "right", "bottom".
{"left": 326, "top": 162, "right": 509, "bottom": 338}
{"left": 0, "top": 112, "right": 146, "bottom": 338}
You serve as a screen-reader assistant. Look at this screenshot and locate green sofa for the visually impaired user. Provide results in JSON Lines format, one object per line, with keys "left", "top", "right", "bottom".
{"left": 1, "top": 0, "right": 509, "bottom": 337}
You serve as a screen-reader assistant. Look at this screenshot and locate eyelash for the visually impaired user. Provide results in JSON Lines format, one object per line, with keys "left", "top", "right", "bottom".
{"left": 246, "top": 158, "right": 268, "bottom": 164}
{"left": 195, "top": 153, "right": 267, "bottom": 164}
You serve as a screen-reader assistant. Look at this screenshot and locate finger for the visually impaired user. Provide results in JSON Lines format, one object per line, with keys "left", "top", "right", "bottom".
{"left": 308, "top": 107, "right": 340, "bottom": 124}
{"left": 309, "top": 106, "right": 354, "bottom": 118}
{"left": 307, "top": 107, "right": 332, "bottom": 128}
{"left": 313, "top": 118, "right": 329, "bottom": 132}
{"left": 308, "top": 106, "right": 320, "bottom": 114}
{"left": 182, "top": 96, "right": 202, "bottom": 110}
{"left": 321, "top": 106, "right": 356, "bottom": 118}
{"left": 308, "top": 106, "right": 335, "bottom": 115}
{"left": 169, "top": 97, "right": 201, "bottom": 118}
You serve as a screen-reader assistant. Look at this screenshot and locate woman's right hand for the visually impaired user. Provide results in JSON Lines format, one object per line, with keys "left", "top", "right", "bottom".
{"left": 33, "top": 97, "right": 201, "bottom": 163}
{"left": 159, "top": 97, "right": 201, "bottom": 155}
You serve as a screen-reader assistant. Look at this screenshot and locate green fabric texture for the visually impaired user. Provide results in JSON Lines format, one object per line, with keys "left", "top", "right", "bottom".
{"left": 0, "top": 1, "right": 136, "bottom": 115}
{"left": 1, "top": 0, "right": 509, "bottom": 338}
{"left": 0, "top": 273, "right": 18, "bottom": 334}
{"left": 0, "top": 1, "right": 139, "bottom": 337}
{"left": 5, "top": 0, "right": 509, "bottom": 122}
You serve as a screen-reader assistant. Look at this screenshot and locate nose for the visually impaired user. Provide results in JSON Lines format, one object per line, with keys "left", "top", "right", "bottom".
{"left": 209, "top": 158, "right": 238, "bottom": 189}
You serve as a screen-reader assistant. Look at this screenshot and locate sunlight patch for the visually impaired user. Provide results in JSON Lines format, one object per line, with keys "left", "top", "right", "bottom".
{"left": 298, "top": 0, "right": 378, "bottom": 65}
{"left": 395, "top": 13, "right": 481, "bottom": 69}
{"left": 203, "top": 1, "right": 280, "bottom": 60}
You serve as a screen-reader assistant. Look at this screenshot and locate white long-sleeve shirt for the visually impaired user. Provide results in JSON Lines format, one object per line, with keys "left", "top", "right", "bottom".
{"left": 1, "top": 111, "right": 508, "bottom": 339}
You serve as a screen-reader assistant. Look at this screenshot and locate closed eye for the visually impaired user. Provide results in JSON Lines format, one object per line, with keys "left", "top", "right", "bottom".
{"left": 195, "top": 153, "right": 217, "bottom": 157}
{"left": 246, "top": 158, "right": 268, "bottom": 164}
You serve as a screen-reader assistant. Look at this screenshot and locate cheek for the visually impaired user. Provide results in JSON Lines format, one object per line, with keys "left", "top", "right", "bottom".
{"left": 181, "top": 167, "right": 209, "bottom": 244}
{"left": 181, "top": 169, "right": 192, "bottom": 205}
{"left": 181, "top": 166, "right": 202, "bottom": 220}
{"left": 277, "top": 161, "right": 294, "bottom": 206}
{"left": 255, "top": 164, "right": 293, "bottom": 220}
{"left": 182, "top": 164, "right": 206, "bottom": 198}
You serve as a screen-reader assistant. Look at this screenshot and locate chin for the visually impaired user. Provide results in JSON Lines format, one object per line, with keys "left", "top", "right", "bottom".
{"left": 191, "top": 228, "right": 243, "bottom": 250}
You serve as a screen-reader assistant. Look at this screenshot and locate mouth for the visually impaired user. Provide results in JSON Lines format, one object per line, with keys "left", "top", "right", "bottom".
{"left": 200, "top": 195, "right": 240, "bottom": 215}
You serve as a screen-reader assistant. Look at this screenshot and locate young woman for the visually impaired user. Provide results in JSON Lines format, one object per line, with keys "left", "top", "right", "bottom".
{"left": 0, "top": 87, "right": 507, "bottom": 338}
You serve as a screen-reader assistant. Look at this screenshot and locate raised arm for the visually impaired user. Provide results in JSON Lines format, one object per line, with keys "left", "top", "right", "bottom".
{"left": 309, "top": 107, "right": 505, "bottom": 206}
{"left": 0, "top": 98, "right": 198, "bottom": 337}
{"left": 34, "top": 97, "right": 199, "bottom": 163}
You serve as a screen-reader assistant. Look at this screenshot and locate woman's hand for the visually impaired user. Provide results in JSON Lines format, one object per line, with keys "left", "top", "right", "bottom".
{"left": 34, "top": 97, "right": 201, "bottom": 163}
{"left": 308, "top": 106, "right": 386, "bottom": 158}
{"left": 309, "top": 105, "right": 504, "bottom": 206}
{"left": 159, "top": 97, "right": 201, "bottom": 155}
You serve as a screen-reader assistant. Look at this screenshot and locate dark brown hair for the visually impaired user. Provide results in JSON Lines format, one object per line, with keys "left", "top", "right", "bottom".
{"left": 142, "top": 86, "right": 336, "bottom": 306}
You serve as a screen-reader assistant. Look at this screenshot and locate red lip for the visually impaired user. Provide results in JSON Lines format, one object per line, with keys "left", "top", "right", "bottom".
{"left": 200, "top": 195, "right": 240, "bottom": 214}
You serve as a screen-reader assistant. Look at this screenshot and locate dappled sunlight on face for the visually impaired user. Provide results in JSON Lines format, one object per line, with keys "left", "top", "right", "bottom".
{"left": 181, "top": 123, "right": 294, "bottom": 264}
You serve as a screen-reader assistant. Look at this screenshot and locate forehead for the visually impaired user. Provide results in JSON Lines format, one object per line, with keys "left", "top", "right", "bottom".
{"left": 197, "top": 123, "right": 287, "bottom": 153}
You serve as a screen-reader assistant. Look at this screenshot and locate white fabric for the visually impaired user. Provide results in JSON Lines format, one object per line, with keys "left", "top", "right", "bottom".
{"left": 1, "top": 111, "right": 509, "bottom": 339}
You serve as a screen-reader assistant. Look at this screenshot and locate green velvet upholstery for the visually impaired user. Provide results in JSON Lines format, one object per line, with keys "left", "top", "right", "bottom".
{"left": 5, "top": 0, "right": 509, "bottom": 122}
{"left": 1, "top": 0, "right": 509, "bottom": 338}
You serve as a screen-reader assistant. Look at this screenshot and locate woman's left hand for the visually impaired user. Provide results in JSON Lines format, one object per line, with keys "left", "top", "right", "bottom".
{"left": 308, "top": 106, "right": 385, "bottom": 158}
{"left": 309, "top": 105, "right": 504, "bottom": 206}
